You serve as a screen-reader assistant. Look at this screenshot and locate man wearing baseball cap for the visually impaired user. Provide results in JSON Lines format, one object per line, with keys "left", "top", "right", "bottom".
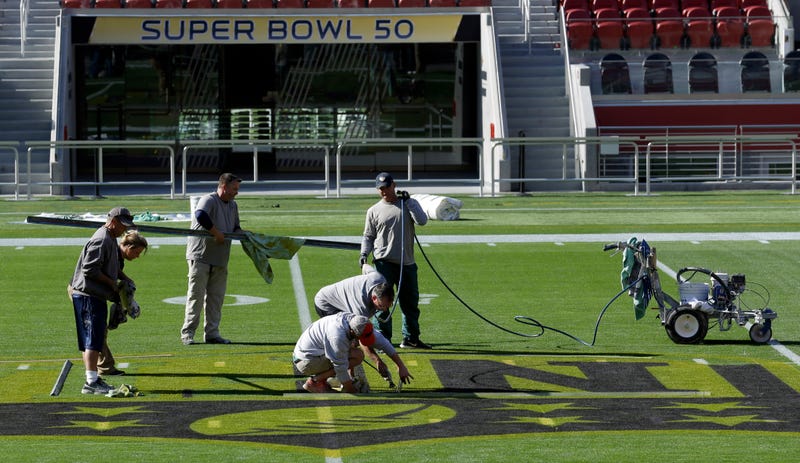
{"left": 69, "top": 206, "right": 135, "bottom": 394}
{"left": 293, "top": 313, "right": 412, "bottom": 393}
{"left": 360, "top": 172, "right": 431, "bottom": 349}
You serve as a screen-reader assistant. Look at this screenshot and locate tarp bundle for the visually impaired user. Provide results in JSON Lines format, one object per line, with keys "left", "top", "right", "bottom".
{"left": 240, "top": 231, "right": 305, "bottom": 284}
{"left": 411, "top": 194, "right": 463, "bottom": 221}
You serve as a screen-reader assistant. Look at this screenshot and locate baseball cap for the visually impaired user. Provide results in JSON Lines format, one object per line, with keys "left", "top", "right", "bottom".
{"left": 375, "top": 172, "right": 394, "bottom": 189}
{"left": 108, "top": 207, "right": 135, "bottom": 228}
{"left": 349, "top": 315, "right": 376, "bottom": 347}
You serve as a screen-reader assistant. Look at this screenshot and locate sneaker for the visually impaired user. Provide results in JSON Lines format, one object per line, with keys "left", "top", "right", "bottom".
{"left": 302, "top": 377, "right": 332, "bottom": 393}
{"left": 81, "top": 378, "right": 114, "bottom": 395}
{"left": 205, "top": 337, "right": 231, "bottom": 344}
{"left": 400, "top": 338, "right": 432, "bottom": 349}
{"left": 182, "top": 338, "right": 194, "bottom": 345}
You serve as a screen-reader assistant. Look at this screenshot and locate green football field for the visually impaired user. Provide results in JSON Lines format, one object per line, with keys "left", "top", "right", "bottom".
{"left": 1, "top": 191, "right": 800, "bottom": 462}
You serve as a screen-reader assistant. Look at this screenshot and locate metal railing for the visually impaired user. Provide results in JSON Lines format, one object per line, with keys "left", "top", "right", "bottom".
{"left": 19, "top": 0, "right": 29, "bottom": 56}
{"left": 6, "top": 133, "right": 800, "bottom": 198}
{"left": 335, "top": 137, "right": 484, "bottom": 197}
{"left": 181, "top": 139, "right": 332, "bottom": 198}
{"left": 0, "top": 143, "right": 21, "bottom": 200}
{"left": 24, "top": 140, "right": 176, "bottom": 199}
{"left": 490, "top": 136, "right": 642, "bottom": 196}
{"left": 491, "top": 134, "right": 799, "bottom": 196}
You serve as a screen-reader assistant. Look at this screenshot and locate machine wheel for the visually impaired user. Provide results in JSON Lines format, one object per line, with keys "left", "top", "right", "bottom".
{"left": 749, "top": 324, "right": 772, "bottom": 344}
{"left": 665, "top": 307, "right": 708, "bottom": 344}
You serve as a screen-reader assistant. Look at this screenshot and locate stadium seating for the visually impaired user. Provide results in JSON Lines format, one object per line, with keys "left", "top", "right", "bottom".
{"left": 565, "top": 8, "right": 595, "bottom": 49}
{"left": 714, "top": 5, "right": 745, "bottom": 47}
{"left": 744, "top": 5, "right": 775, "bottom": 47}
{"left": 595, "top": 8, "right": 625, "bottom": 49}
{"left": 276, "top": 0, "right": 304, "bottom": 6}
{"left": 620, "top": 0, "right": 647, "bottom": 13}
{"left": 600, "top": 53, "right": 633, "bottom": 93}
{"left": 368, "top": 0, "right": 396, "bottom": 6}
{"left": 306, "top": 0, "right": 334, "bottom": 6}
{"left": 654, "top": 7, "right": 685, "bottom": 48}
{"left": 94, "top": 0, "right": 122, "bottom": 7}
{"left": 124, "top": 0, "right": 154, "bottom": 7}
{"left": 643, "top": 52, "right": 674, "bottom": 92}
{"left": 428, "top": 0, "right": 456, "bottom": 6}
{"left": 625, "top": 7, "right": 654, "bottom": 48}
{"left": 739, "top": 0, "right": 766, "bottom": 8}
{"left": 155, "top": 0, "right": 182, "bottom": 7}
{"left": 650, "top": 0, "right": 679, "bottom": 11}
{"left": 688, "top": 52, "right": 718, "bottom": 92}
{"left": 680, "top": 0, "right": 708, "bottom": 11}
{"left": 683, "top": 6, "right": 714, "bottom": 48}
{"left": 591, "top": 0, "right": 617, "bottom": 12}
{"left": 246, "top": 0, "right": 274, "bottom": 6}
{"left": 562, "top": 0, "right": 590, "bottom": 12}
{"left": 215, "top": 0, "right": 243, "bottom": 7}
{"left": 398, "top": 0, "right": 426, "bottom": 6}
{"left": 741, "top": 51, "right": 771, "bottom": 91}
{"left": 185, "top": 0, "right": 213, "bottom": 7}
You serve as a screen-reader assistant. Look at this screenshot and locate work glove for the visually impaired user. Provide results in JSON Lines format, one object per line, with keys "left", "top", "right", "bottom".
{"left": 359, "top": 253, "right": 368, "bottom": 267}
{"left": 396, "top": 190, "right": 410, "bottom": 200}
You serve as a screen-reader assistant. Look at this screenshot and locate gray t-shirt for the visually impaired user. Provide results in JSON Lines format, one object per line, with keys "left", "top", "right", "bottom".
{"left": 70, "top": 226, "right": 120, "bottom": 301}
{"left": 361, "top": 198, "right": 427, "bottom": 265}
{"left": 186, "top": 192, "right": 241, "bottom": 267}
{"left": 314, "top": 271, "right": 387, "bottom": 318}
{"left": 293, "top": 313, "right": 356, "bottom": 383}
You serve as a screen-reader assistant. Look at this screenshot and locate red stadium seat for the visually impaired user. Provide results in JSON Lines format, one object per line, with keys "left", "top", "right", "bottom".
{"left": 94, "top": 0, "right": 122, "bottom": 7}
{"left": 429, "top": 0, "right": 456, "bottom": 6}
{"left": 654, "top": 7, "right": 685, "bottom": 48}
{"left": 338, "top": 0, "right": 365, "bottom": 6}
{"left": 155, "top": 0, "right": 181, "bottom": 7}
{"left": 595, "top": 8, "right": 625, "bottom": 49}
{"left": 710, "top": 0, "right": 736, "bottom": 10}
{"left": 714, "top": 6, "right": 745, "bottom": 46}
{"left": 368, "top": 0, "right": 396, "bottom": 6}
{"left": 591, "top": 0, "right": 617, "bottom": 12}
{"left": 61, "top": 0, "right": 91, "bottom": 7}
{"left": 625, "top": 7, "right": 654, "bottom": 48}
{"left": 562, "top": 0, "right": 590, "bottom": 12}
{"left": 680, "top": 0, "right": 708, "bottom": 11}
{"left": 246, "top": 0, "right": 274, "bottom": 6}
{"left": 683, "top": 6, "right": 714, "bottom": 47}
{"left": 649, "top": 0, "right": 678, "bottom": 10}
{"left": 620, "top": 0, "right": 646, "bottom": 12}
{"left": 185, "top": 0, "right": 212, "bottom": 7}
{"left": 276, "top": 0, "right": 303, "bottom": 6}
{"left": 398, "top": 0, "right": 426, "bottom": 6}
{"left": 745, "top": 10, "right": 774, "bottom": 46}
{"left": 565, "top": 8, "right": 595, "bottom": 49}
{"left": 124, "top": 0, "right": 153, "bottom": 7}
{"left": 739, "top": 0, "right": 765, "bottom": 8}
{"left": 307, "top": 0, "right": 335, "bottom": 6}
{"left": 216, "top": 0, "right": 243, "bottom": 7}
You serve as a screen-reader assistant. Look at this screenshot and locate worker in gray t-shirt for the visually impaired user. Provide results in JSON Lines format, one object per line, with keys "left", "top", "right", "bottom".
{"left": 314, "top": 270, "right": 394, "bottom": 319}
{"left": 360, "top": 172, "right": 430, "bottom": 349}
{"left": 181, "top": 173, "right": 244, "bottom": 346}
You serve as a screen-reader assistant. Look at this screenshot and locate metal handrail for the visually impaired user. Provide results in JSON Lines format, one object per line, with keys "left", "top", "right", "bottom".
{"left": 19, "top": 0, "right": 29, "bottom": 57}
{"left": 24, "top": 140, "right": 176, "bottom": 199}
{"left": 335, "top": 137, "right": 484, "bottom": 197}
{"left": 180, "top": 139, "right": 332, "bottom": 198}
{"left": 0, "top": 143, "right": 21, "bottom": 200}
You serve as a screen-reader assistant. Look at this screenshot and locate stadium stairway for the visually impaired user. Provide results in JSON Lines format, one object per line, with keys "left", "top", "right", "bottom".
{"left": 0, "top": 0, "right": 59, "bottom": 194}
{"left": 494, "top": 0, "right": 578, "bottom": 191}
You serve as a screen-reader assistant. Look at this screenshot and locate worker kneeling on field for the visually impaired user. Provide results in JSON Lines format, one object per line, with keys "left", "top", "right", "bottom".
{"left": 293, "top": 313, "right": 413, "bottom": 393}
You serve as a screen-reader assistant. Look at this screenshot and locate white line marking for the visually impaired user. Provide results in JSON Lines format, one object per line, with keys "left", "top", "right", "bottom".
{"left": 693, "top": 358, "right": 709, "bottom": 365}
{"left": 290, "top": 255, "right": 312, "bottom": 330}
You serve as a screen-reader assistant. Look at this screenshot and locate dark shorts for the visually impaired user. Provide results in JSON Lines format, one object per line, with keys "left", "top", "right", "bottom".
{"left": 72, "top": 294, "right": 107, "bottom": 352}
